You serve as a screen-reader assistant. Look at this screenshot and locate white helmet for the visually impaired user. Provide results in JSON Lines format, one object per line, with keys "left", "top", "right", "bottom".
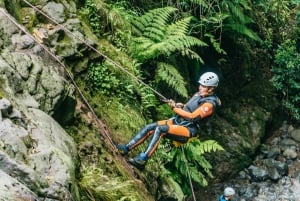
{"left": 224, "top": 187, "right": 235, "bottom": 196}
{"left": 198, "top": 72, "right": 219, "bottom": 87}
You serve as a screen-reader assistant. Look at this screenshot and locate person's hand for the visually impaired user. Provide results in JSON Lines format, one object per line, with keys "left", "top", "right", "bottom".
{"left": 175, "top": 103, "right": 184, "bottom": 108}
{"left": 167, "top": 100, "right": 184, "bottom": 108}
{"left": 167, "top": 99, "right": 176, "bottom": 108}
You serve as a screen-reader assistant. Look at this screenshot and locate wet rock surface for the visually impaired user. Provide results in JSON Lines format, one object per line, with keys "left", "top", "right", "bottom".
{"left": 0, "top": 98, "right": 78, "bottom": 200}
{"left": 194, "top": 121, "right": 300, "bottom": 201}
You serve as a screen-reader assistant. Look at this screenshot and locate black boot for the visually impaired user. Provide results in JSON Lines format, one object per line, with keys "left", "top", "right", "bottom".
{"left": 116, "top": 144, "right": 129, "bottom": 156}
{"left": 128, "top": 153, "right": 148, "bottom": 170}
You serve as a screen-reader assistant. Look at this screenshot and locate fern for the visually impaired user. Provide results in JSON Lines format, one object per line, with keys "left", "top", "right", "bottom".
{"left": 129, "top": 6, "right": 208, "bottom": 98}
{"left": 223, "top": 0, "right": 252, "bottom": 24}
{"left": 164, "top": 36, "right": 207, "bottom": 57}
{"left": 221, "top": 0, "right": 261, "bottom": 41}
{"left": 161, "top": 139, "right": 224, "bottom": 195}
{"left": 156, "top": 62, "right": 188, "bottom": 98}
{"left": 189, "top": 0, "right": 209, "bottom": 9}
{"left": 132, "top": 7, "right": 177, "bottom": 36}
{"left": 131, "top": 12, "right": 207, "bottom": 62}
{"left": 188, "top": 165, "right": 208, "bottom": 186}
{"left": 190, "top": 139, "right": 224, "bottom": 154}
{"left": 205, "top": 33, "right": 227, "bottom": 55}
{"left": 166, "top": 16, "right": 192, "bottom": 36}
{"left": 139, "top": 86, "right": 158, "bottom": 110}
{"left": 225, "top": 22, "right": 261, "bottom": 41}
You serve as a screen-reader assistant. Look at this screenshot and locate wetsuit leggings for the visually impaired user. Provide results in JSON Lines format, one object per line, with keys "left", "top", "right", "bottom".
{"left": 126, "top": 118, "right": 198, "bottom": 158}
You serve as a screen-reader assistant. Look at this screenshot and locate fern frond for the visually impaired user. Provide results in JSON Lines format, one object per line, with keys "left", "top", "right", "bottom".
{"left": 164, "top": 36, "right": 207, "bottom": 51}
{"left": 195, "top": 155, "right": 213, "bottom": 177}
{"left": 156, "top": 62, "right": 188, "bottom": 98}
{"left": 185, "top": 139, "right": 224, "bottom": 156}
{"left": 176, "top": 156, "right": 209, "bottom": 187}
{"left": 132, "top": 7, "right": 177, "bottom": 34}
{"left": 190, "top": 0, "right": 209, "bottom": 9}
{"left": 199, "top": 139, "right": 224, "bottom": 153}
{"left": 180, "top": 48, "right": 204, "bottom": 63}
{"left": 167, "top": 139, "right": 224, "bottom": 189}
{"left": 225, "top": 23, "right": 261, "bottom": 41}
{"left": 159, "top": 36, "right": 206, "bottom": 59}
{"left": 204, "top": 33, "right": 227, "bottom": 55}
{"left": 141, "top": 93, "right": 157, "bottom": 109}
{"left": 130, "top": 6, "right": 207, "bottom": 63}
{"left": 132, "top": 37, "right": 153, "bottom": 47}
{"left": 131, "top": 37, "right": 159, "bottom": 60}
{"left": 184, "top": 141, "right": 200, "bottom": 157}
{"left": 144, "top": 25, "right": 165, "bottom": 41}
{"left": 223, "top": 0, "right": 253, "bottom": 24}
{"left": 188, "top": 165, "right": 208, "bottom": 186}
{"left": 166, "top": 17, "right": 192, "bottom": 36}
{"left": 174, "top": 150, "right": 185, "bottom": 169}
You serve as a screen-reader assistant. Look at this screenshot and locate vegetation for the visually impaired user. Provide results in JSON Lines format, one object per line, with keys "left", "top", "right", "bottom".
{"left": 271, "top": 39, "right": 300, "bottom": 120}
{"left": 129, "top": 6, "right": 207, "bottom": 98}
{"left": 79, "top": 0, "right": 300, "bottom": 198}
{"left": 87, "top": 61, "right": 135, "bottom": 98}
{"left": 80, "top": 166, "right": 142, "bottom": 201}
{"left": 3, "top": 0, "right": 299, "bottom": 200}
{"left": 82, "top": 0, "right": 102, "bottom": 36}
{"left": 0, "top": 78, "right": 6, "bottom": 98}
{"left": 161, "top": 139, "right": 224, "bottom": 194}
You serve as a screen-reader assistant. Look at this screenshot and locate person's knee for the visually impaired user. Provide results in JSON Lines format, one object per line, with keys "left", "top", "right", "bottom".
{"left": 144, "top": 122, "right": 158, "bottom": 130}
{"left": 156, "top": 125, "right": 168, "bottom": 133}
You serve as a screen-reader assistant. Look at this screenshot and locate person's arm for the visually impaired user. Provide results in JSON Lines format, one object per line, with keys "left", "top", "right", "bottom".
{"left": 173, "top": 102, "right": 214, "bottom": 119}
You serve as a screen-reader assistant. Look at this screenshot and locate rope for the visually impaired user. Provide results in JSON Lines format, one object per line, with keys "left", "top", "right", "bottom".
{"left": 0, "top": 8, "right": 115, "bottom": 146}
{"left": 181, "top": 146, "right": 197, "bottom": 201}
{"left": 21, "top": 0, "right": 168, "bottom": 102}
{"left": 0, "top": 7, "right": 142, "bottom": 183}
{"left": 1, "top": 3, "right": 197, "bottom": 199}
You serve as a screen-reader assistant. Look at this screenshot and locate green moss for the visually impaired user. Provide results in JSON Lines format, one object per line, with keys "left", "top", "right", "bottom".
{"left": 0, "top": 0, "right": 4, "bottom": 7}
{"left": 0, "top": 90, "right": 4, "bottom": 99}
{"left": 77, "top": 9, "right": 103, "bottom": 43}
{"left": 0, "top": 78, "right": 7, "bottom": 98}
{"left": 4, "top": 0, "right": 22, "bottom": 22}
{"left": 79, "top": 166, "right": 146, "bottom": 201}
{"left": 21, "top": 7, "right": 37, "bottom": 32}
{"left": 89, "top": 92, "right": 146, "bottom": 143}
{"left": 54, "top": 36, "right": 73, "bottom": 56}
{"left": 65, "top": 75, "right": 152, "bottom": 200}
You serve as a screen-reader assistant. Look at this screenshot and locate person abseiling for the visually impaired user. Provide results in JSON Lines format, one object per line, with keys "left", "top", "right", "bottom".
{"left": 219, "top": 187, "right": 235, "bottom": 201}
{"left": 116, "top": 72, "right": 221, "bottom": 170}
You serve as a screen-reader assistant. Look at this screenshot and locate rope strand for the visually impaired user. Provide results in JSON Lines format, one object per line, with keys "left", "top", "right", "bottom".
{"left": 1, "top": 3, "right": 197, "bottom": 200}
{"left": 21, "top": 0, "right": 168, "bottom": 102}
{"left": 0, "top": 8, "right": 115, "bottom": 146}
{"left": 182, "top": 146, "right": 197, "bottom": 201}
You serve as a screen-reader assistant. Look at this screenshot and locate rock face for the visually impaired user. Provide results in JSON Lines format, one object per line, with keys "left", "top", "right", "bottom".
{"left": 0, "top": 100, "right": 78, "bottom": 200}
{"left": 200, "top": 105, "right": 270, "bottom": 181}
{"left": 0, "top": 7, "right": 75, "bottom": 116}
{"left": 0, "top": 3, "right": 153, "bottom": 201}
{"left": 193, "top": 121, "right": 300, "bottom": 201}
{"left": 0, "top": 3, "right": 154, "bottom": 201}
{"left": 0, "top": 6, "right": 79, "bottom": 200}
